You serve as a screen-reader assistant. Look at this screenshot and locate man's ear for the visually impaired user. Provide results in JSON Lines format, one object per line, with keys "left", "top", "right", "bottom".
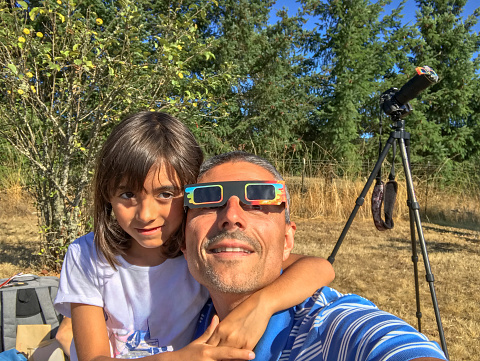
{"left": 283, "top": 221, "right": 296, "bottom": 261}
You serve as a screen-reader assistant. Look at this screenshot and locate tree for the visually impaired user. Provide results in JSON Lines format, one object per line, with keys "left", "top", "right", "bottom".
{"left": 180, "top": 0, "right": 315, "bottom": 161}
{"left": 300, "top": 0, "right": 414, "bottom": 164}
{"left": 408, "top": 0, "right": 480, "bottom": 164}
{"left": 0, "top": 0, "right": 232, "bottom": 269}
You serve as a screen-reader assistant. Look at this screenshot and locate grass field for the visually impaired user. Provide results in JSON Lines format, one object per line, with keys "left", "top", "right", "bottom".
{"left": 0, "top": 185, "right": 478, "bottom": 360}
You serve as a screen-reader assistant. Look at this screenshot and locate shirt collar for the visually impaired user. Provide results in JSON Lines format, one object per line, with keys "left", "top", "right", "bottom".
{"left": 194, "top": 299, "right": 294, "bottom": 360}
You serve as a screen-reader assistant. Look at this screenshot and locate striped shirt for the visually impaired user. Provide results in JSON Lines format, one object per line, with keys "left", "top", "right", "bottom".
{"left": 194, "top": 287, "right": 447, "bottom": 361}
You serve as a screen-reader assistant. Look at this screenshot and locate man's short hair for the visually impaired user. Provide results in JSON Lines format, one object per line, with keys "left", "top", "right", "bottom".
{"left": 199, "top": 151, "right": 291, "bottom": 223}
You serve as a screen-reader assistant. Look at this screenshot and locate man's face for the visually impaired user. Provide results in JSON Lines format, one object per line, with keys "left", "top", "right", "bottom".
{"left": 182, "top": 161, "right": 295, "bottom": 294}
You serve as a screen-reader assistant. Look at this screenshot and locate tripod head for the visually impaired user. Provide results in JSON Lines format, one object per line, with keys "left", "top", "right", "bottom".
{"left": 380, "top": 66, "right": 439, "bottom": 118}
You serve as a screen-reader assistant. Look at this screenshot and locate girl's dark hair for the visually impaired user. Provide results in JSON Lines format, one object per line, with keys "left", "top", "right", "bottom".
{"left": 94, "top": 112, "right": 203, "bottom": 269}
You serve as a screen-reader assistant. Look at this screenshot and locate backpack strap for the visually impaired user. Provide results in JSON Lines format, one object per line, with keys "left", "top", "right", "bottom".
{"left": 36, "top": 287, "right": 60, "bottom": 333}
{"left": 1, "top": 289, "right": 19, "bottom": 351}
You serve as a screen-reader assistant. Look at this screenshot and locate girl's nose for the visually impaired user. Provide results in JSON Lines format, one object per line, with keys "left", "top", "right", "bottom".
{"left": 136, "top": 197, "right": 156, "bottom": 223}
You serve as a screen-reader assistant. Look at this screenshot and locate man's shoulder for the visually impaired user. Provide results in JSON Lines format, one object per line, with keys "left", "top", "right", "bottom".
{"left": 295, "top": 286, "right": 377, "bottom": 314}
{"left": 285, "top": 287, "right": 447, "bottom": 361}
{"left": 292, "top": 286, "right": 413, "bottom": 336}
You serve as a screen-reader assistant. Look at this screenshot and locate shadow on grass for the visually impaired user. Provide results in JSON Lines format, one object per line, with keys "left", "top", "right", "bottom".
{"left": 420, "top": 210, "right": 480, "bottom": 232}
{"left": 380, "top": 235, "right": 479, "bottom": 255}
{"left": 0, "top": 241, "right": 40, "bottom": 269}
{"left": 423, "top": 222, "right": 480, "bottom": 234}
{"left": 422, "top": 223, "right": 479, "bottom": 238}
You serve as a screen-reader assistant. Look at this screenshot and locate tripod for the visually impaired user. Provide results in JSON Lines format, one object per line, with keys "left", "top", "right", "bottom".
{"left": 327, "top": 112, "right": 449, "bottom": 359}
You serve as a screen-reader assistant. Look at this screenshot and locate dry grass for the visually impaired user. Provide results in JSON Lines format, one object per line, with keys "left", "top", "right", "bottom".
{"left": 0, "top": 177, "right": 59, "bottom": 275}
{"left": 288, "top": 176, "right": 480, "bottom": 228}
{"left": 0, "top": 188, "right": 44, "bottom": 277}
{"left": 0, "top": 183, "right": 479, "bottom": 359}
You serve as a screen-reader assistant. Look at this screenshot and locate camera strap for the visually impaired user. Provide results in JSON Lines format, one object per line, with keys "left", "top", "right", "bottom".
{"left": 371, "top": 116, "right": 397, "bottom": 231}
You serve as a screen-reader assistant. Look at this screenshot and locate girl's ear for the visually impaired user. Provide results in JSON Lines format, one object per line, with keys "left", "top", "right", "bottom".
{"left": 283, "top": 222, "right": 296, "bottom": 261}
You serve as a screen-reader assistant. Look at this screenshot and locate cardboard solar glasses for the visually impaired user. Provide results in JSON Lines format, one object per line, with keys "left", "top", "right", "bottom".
{"left": 184, "top": 181, "right": 286, "bottom": 209}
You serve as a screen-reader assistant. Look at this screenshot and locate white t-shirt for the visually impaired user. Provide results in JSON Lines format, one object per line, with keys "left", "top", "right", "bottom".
{"left": 54, "top": 232, "right": 209, "bottom": 360}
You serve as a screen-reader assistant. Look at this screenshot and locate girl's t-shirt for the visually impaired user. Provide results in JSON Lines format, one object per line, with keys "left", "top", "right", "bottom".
{"left": 54, "top": 232, "right": 209, "bottom": 360}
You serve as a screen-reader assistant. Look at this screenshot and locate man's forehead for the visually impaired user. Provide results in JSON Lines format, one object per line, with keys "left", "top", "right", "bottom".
{"left": 199, "top": 161, "right": 275, "bottom": 183}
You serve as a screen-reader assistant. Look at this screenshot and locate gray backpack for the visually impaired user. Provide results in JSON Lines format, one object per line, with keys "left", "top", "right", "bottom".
{"left": 0, "top": 274, "right": 62, "bottom": 352}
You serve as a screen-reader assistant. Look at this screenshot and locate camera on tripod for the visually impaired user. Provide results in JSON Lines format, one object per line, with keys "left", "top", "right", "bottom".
{"left": 380, "top": 65, "right": 439, "bottom": 118}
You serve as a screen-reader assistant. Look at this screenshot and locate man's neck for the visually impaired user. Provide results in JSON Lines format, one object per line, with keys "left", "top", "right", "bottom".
{"left": 209, "top": 291, "right": 252, "bottom": 320}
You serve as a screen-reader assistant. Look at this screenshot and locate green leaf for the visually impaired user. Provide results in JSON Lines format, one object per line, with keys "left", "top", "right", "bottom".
{"left": 29, "top": 7, "right": 40, "bottom": 21}
{"left": 8, "top": 64, "right": 18, "bottom": 75}
{"left": 204, "top": 52, "right": 215, "bottom": 60}
{"left": 17, "top": 1, "right": 28, "bottom": 9}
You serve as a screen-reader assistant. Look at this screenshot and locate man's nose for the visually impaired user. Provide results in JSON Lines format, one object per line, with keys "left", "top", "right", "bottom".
{"left": 217, "top": 196, "right": 247, "bottom": 231}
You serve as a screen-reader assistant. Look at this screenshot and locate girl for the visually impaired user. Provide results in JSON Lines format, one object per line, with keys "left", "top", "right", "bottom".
{"left": 54, "top": 112, "right": 334, "bottom": 361}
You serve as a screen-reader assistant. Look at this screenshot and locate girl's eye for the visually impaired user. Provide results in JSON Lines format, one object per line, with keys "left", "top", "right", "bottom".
{"left": 158, "top": 192, "right": 174, "bottom": 200}
{"left": 119, "top": 192, "right": 135, "bottom": 199}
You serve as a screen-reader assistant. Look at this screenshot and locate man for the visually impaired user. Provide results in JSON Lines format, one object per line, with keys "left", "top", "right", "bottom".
{"left": 182, "top": 151, "right": 447, "bottom": 361}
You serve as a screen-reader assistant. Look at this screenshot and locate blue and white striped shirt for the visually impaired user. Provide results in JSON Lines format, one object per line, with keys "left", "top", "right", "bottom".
{"left": 194, "top": 287, "right": 447, "bottom": 361}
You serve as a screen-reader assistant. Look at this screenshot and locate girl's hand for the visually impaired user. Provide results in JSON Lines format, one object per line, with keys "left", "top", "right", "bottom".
{"left": 206, "top": 292, "right": 270, "bottom": 351}
{"left": 171, "top": 315, "right": 255, "bottom": 361}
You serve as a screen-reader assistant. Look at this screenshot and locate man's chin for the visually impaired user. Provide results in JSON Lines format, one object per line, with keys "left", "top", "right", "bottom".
{"left": 204, "top": 267, "right": 259, "bottom": 294}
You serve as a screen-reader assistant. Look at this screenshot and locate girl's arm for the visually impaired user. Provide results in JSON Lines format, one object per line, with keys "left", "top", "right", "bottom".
{"left": 268, "top": 253, "right": 335, "bottom": 313}
{"left": 55, "top": 316, "right": 73, "bottom": 357}
{"left": 71, "top": 303, "right": 115, "bottom": 361}
{"left": 71, "top": 304, "right": 254, "bottom": 361}
{"left": 206, "top": 254, "right": 334, "bottom": 350}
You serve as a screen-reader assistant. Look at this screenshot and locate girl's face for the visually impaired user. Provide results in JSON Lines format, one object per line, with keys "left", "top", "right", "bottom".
{"left": 110, "top": 163, "right": 184, "bottom": 266}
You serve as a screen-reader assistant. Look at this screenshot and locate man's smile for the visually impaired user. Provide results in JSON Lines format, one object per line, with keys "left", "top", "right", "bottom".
{"left": 204, "top": 230, "right": 261, "bottom": 257}
{"left": 210, "top": 247, "right": 253, "bottom": 254}
{"left": 207, "top": 240, "right": 256, "bottom": 255}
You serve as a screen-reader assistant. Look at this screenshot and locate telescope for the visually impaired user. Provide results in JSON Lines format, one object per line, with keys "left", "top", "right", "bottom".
{"left": 380, "top": 65, "right": 439, "bottom": 117}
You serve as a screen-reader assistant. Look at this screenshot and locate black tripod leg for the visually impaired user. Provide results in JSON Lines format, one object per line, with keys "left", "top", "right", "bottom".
{"left": 398, "top": 137, "right": 449, "bottom": 359}
{"left": 328, "top": 135, "right": 394, "bottom": 264}
{"left": 405, "top": 139, "right": 423, "bottom": 332}
{"left": 409, "top": 208, "right": 423, "bottom": 331}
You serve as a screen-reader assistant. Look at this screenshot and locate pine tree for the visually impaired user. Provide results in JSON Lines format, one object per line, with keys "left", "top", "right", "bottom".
{"left": 301, "top": 0, "right": 415, "bottom": 164}
{"left": 409, "top": 0, "right": 480, "bottom": 163}
{"left": 185, "top": 0, "right": 314, "bottom": 160}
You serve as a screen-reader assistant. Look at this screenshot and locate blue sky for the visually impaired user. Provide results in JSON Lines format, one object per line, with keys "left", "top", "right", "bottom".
{"left": 270, "top": 0, "right": 480, "bottom": 33}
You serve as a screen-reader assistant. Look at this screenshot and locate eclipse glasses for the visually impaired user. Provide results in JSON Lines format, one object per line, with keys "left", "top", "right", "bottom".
{"left": 184, "top": 180, "right": 286, "bottom": 209}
